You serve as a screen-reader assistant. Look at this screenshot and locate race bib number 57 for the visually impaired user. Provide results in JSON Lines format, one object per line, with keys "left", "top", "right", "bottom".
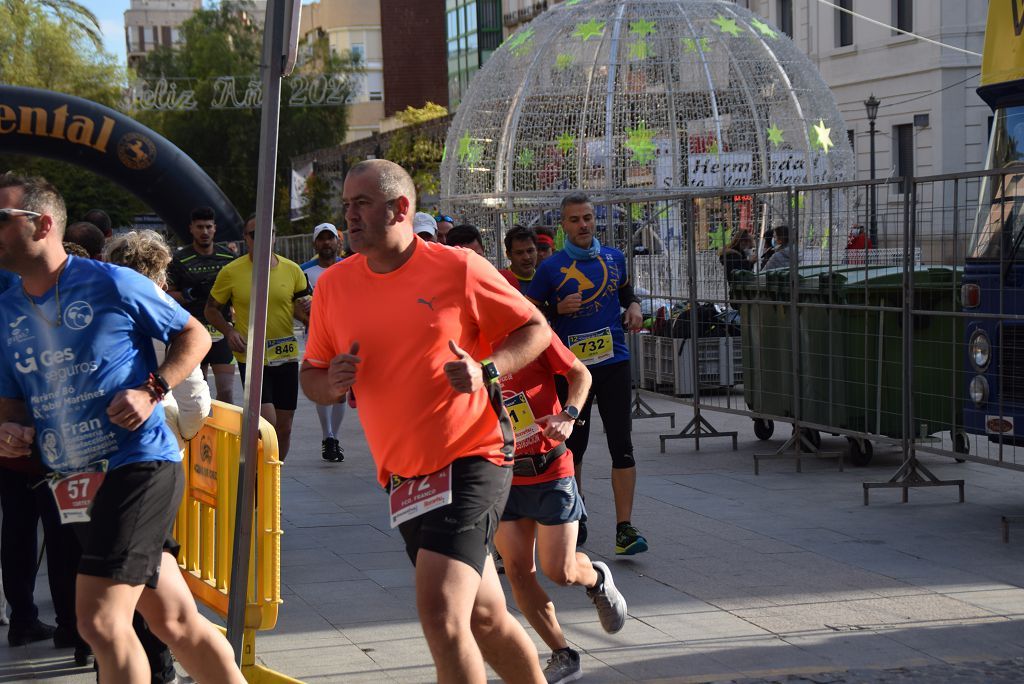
{"left": 49, "top": 471, "right": 105, "bottom": 524}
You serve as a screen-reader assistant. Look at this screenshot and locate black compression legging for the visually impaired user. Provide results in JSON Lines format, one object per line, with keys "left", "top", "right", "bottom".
{"left": 556, "top": 359, "right": 636, "bottom": 470}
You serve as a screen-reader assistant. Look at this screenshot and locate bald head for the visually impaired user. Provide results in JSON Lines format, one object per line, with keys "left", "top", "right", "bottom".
{"left": 348, "top": 159, "right": 417, "bottom": 212}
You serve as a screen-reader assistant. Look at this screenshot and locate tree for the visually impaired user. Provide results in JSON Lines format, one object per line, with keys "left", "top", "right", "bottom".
{"left": 0, "top": 3, "right": 144, "bottom": 226}
{"left": 137, "top": 1, "right": 361, "bottom": 235}
{"left": 385, "top": 103, "right": 448, "bottom": 200}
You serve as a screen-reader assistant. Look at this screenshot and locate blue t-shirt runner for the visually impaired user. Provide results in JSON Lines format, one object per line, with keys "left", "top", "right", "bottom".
{"left": 0, "top": 255, "right": 189, "bottom": 472}
{"left": 526, "top": 245, "right": 631, "bottom": 368}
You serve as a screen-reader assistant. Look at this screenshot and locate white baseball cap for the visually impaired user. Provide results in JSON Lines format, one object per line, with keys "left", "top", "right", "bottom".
{"left": 413, "top": 212, "right": 437, "bottom": 237}
{"left": 313, "top": 223, "right": 338, "bottom": 239}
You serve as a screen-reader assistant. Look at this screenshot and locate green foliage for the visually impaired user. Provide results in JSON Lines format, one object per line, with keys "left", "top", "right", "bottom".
{"left": 0, "top": 2, "right": 143, "bottom": 226}
{"left": 387, "top": 103, "right": 448, "bottom": 199}
{"left": 137, "top": 1, "right": 361, "bottom": 235}
{"left": 292, "top": 171, "right": 337, "bottom": 234}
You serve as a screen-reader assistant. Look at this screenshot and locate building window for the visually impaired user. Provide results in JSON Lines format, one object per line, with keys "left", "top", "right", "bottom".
{"left": 892, "top": 0, "right": 912, "bottom": 34}
{"left": 351, "top": 43, "right": 365, "bottom": 61}
{"left": 777, "top": 0, "right": 793, "bottom": 38}
{"left": 894, "top": 123, "right": 914, "bottom": 189}
{"left": 161, "top": 26, "right": 171, "bottom": 46}
{"left": 834, "top": 0, "right": 853, "bottom": 47}
{"left": 137, "top": 26, "right": 146, "bottom": 51}
{"left": 846, "top": 129, "right": 855, "bottom": 156}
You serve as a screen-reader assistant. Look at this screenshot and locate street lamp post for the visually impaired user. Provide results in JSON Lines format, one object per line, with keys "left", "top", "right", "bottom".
{"left": 864, "top": 93, "right": 880, "bottom": 245}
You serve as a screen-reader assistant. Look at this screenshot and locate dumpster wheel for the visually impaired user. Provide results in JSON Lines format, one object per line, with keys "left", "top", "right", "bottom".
{"left": 952, "top": 431, "right": 969, "bottom": 463}
{"left": 847, "top": 437, "right": 873, "bottom": 467}
{"left": 753, "top": 419, "right": 774, "bottom": 440}
{"left": 800, "top": 428, "right": 822, "bottom": 451}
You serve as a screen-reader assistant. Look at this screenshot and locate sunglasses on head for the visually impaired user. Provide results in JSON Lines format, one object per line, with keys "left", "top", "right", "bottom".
{"left": 434, "top": 214, "right": 454, "bottom": 224}
{"left": 0, "top": 208, "right": 42, "bottom": 221}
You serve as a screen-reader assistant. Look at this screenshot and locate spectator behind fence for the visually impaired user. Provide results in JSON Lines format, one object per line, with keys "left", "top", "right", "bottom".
{"left": 720, "top": 230, "right": 757, "bottom": 280}
{"left": 447, "top": 223, "right": 487, "bottom": 257}
{"left": 763, "top": 225, "right": 793, "bottom": 270}
{"left": 499, "top": 225, "right": 538, "bottom": 294}
{"left": 844, "top": 223, "right": 874, "bottom": 264}
{"left": 65, "top": 222, "right": 105, "bottom": 259}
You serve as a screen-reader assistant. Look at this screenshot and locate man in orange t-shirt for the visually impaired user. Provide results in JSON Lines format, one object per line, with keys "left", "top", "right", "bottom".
{"left": 494, "top": 330, "right": 627, "bottom": 682}
{"left": 300, "top": 159, "right": 549, "bottom": 684}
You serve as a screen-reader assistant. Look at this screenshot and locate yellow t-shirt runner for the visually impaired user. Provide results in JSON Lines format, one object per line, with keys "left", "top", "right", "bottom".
{"left": 209, "top": 255, "right": 309, "bottom": 365}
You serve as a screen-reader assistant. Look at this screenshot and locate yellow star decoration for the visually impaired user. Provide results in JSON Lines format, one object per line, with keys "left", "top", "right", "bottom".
{"left": 628, "top": 39, "right": 650, "bottom": 60}
{"left": 556, "top": 132, "right": 575, "bottom": 155}
{"left": 749, "top": 18, "right": 778, "bottom": 39}
{"left": 625, "top": 121, "right": 657, "bottom": 164}
{"left": 556, "top": 53, "right": 574, "bottom": 70}
{"left": 811, "top": 119, "right": 834, "bottom": 153}
{"left": 573, "top": 19, "right": 606, "bottom": 41}
{"left": 711, "top": 15, "right": 742, "bottom": 37}
{"left": 682, "top": 36, "right": 711, "bottom": 53}
{"left": 766, "top": 123, "right": 784, "bottom": 147}
{"left": 505, "top": 27, "right": 535, "bottom": 57}
{"left": 629, "top": 19, "right": 657, "bottom": 38}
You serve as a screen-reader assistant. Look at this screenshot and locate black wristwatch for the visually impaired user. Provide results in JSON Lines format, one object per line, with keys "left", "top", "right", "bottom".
{"left": 562, "top": 404, "right": 580, "bottom": 420}
{"left": 148, "top": 371, "right": 170, "bottom": 400}
{"left": 481, "top": 358, "right": 501, "bottom": 385}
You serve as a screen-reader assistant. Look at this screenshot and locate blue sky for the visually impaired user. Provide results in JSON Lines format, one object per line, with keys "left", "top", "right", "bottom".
{"left": 81, "top": 0, "right": 131, "bottom": 65}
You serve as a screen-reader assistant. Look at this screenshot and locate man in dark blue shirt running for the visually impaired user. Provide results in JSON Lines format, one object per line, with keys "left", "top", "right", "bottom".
{"left": 527, "top": 192, "right": 648, "bottom": 556}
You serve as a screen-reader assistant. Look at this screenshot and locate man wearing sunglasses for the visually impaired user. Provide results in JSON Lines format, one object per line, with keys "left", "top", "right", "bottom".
{"left": 0, "top": 172, "right": 244, "bottom": 682}
{"left": 206, "top": 216, "right": 310, "bottom": 461}
{"left": 433, "top": 213, "right": 455, "bottom": 245}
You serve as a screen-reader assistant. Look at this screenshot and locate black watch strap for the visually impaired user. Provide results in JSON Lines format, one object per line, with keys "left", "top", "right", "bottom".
{"left": 481, "top": 358, "right": 501, "bottom": 385}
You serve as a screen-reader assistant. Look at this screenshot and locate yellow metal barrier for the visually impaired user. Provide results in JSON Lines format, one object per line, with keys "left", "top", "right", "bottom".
{"left": 174, "top": 400, "right": 299, "bottom": 683}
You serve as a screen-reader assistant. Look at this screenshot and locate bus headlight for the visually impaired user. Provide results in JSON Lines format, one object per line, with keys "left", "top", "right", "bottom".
{"left": 969, "top": 375, "right": 989, "bottom": 406}
{"left": 969, "top": 330, "right": 991, "bottom": 370}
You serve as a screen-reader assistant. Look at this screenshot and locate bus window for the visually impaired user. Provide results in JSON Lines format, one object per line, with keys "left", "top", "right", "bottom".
{"left": 970, "top": 106, "right": 1024, "bottom": 259}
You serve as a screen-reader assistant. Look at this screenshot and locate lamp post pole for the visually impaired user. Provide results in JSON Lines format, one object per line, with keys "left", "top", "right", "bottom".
{"left": 865, "top": 94, "right": 880, "bottom": 245}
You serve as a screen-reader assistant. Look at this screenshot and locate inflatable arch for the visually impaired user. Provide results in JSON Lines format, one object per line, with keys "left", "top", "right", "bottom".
{"left": 0, "top": 85, "right": 243, "bottom": 241}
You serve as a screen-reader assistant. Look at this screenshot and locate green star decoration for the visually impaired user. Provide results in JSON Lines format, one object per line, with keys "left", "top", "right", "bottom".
{"left": 822, "top": 225, "right": 831, "bottom": 249}
{"left": 556, "top": 132, "right": 575, "bottom": 156}
{"left": 708, "top": 140, "right": 720, "bottom": 155}
{"left": 749, "top": 17, "right": 778, "bottom": 39}
{"left": 573, "top": 19, "right": 606, "bottom": 41}
{"left": 806, "top": 224, "right": 816, "bottom": 242}
{"left": 709, "top": 225, "right": 729, "bottom": 250}
{"left": 811, "top": 119, "right": 834, "bottom": 153}
{"left": 766, "top": 123, "right": 784, "bottom": 147}
{"left": 682, "top": 36, "right": 711, "bottom": 53}
{"left": 629, "top": 19, "right": 657, "bottom": 38}
{"left": 565, "top": 0, "right": 581, "bottom": 5}
{"left": 631, "top": 203, "right": 645, "bottom": 222}
{"left": 625, "top": 121, "right": 657, "bottom": 164}
{"left": 628, "top": 39, "right": 650, "bottom": 60}
{"left": 789, "top": 193, "right": 805, "bottom": 209}
{"left": 516, "top": 148, "right": 535, "bottom": 169}
{"left": 556, "top": 53, "right": 574, "bottom": 70}
{"left": 457, "top": 131, "right": 483, "bottom": 165}
{"left": 505, "top": 27, "right": 535, "bottom": 57}
{"left": 712, "top": 15, "right": 742, "bottom": 37}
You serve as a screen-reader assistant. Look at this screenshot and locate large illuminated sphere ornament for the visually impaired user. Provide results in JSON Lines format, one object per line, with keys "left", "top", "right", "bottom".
{"left": 440, "top": 0, "right": 856, "bottom": 259}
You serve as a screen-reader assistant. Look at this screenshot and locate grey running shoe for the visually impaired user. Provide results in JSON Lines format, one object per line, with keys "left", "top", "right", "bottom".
{"left": 544, "top": 647, "right": 582, "bottom": 684}
{"left": 586, "top": 561, "right": 627, "bottom": 634}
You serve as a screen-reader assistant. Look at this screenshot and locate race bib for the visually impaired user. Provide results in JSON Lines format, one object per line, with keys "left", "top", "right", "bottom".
{"left": 49, "top": 471, "right": 106, "bottom": 524}
{"left": 503, "top": 392, "right": 540, "bottom": 441}
{"left": 205, "top": 323, "right": 224, "bottom": 342}
{"left": 266, "top": 336, "right": 298, "bottom": 366}
{"left": 388, "top": 464, "right": 453, "bottom": 528}
{"left": 567, "top": 327, "right": 614, "bottom": 365}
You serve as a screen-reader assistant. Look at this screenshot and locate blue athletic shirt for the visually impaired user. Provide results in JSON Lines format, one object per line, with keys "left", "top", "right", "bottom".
{"left": 0, "top": 268, "right": 19, "bottom": 293}
{"left": 525, "top": 246, "right": 630, "bottom": 368}
{"left": 0, "top": 256, "right": 190, "bottom": 472}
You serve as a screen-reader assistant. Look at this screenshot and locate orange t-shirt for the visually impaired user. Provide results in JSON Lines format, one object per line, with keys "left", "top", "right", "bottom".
{"left": 304, "top": 240, "right": 539, "bottom": 487}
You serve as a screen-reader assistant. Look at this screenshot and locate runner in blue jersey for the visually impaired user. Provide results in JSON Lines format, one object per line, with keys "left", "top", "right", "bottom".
{"left": 0, "top": 173, "right": 244, "bottom": 683}
{"left": 526, "top": 192, "right": 649, "bottom": 556}
{"left": 299, "top": 222, "right": 346, "bottom": 462}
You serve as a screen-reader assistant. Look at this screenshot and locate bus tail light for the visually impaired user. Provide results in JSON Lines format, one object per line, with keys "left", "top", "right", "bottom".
{"left": 962, "top": 283, "right": 980, "bottom": 308}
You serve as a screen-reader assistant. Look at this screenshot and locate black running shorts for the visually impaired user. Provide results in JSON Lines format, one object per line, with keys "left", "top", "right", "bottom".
{"left": 398, "top": 456, "right": 512, "bottom": 576}
{"left": 238, "top": 361, "right": 299, "bottom": 411}
{"left": 202, "top": 337, "right": 235, "bottom": 367}
{"left": 77, "top": 460, "right": 183, "bottom": 589}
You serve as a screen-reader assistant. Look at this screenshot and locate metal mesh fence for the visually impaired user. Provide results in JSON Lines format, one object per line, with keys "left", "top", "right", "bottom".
{"left": 482, "top": 167, "right": 1024, "bottom": 485}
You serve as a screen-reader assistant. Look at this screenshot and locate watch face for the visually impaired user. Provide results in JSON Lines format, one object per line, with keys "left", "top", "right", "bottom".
{"left": 564, "top": 405, "right": 580, "bottom": 420}
{"left": 482, "top": 361, "right": 500, "bottom": 382}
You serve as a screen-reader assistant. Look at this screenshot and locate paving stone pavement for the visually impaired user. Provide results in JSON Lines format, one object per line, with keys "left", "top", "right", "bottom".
{"left": 3, "top": 373, "right": 1024, "bottom": 682}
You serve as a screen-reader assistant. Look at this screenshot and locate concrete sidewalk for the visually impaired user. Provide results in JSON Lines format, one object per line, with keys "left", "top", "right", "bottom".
{"left": 4, "top": 387, "right": 1024, "bottom": 682}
